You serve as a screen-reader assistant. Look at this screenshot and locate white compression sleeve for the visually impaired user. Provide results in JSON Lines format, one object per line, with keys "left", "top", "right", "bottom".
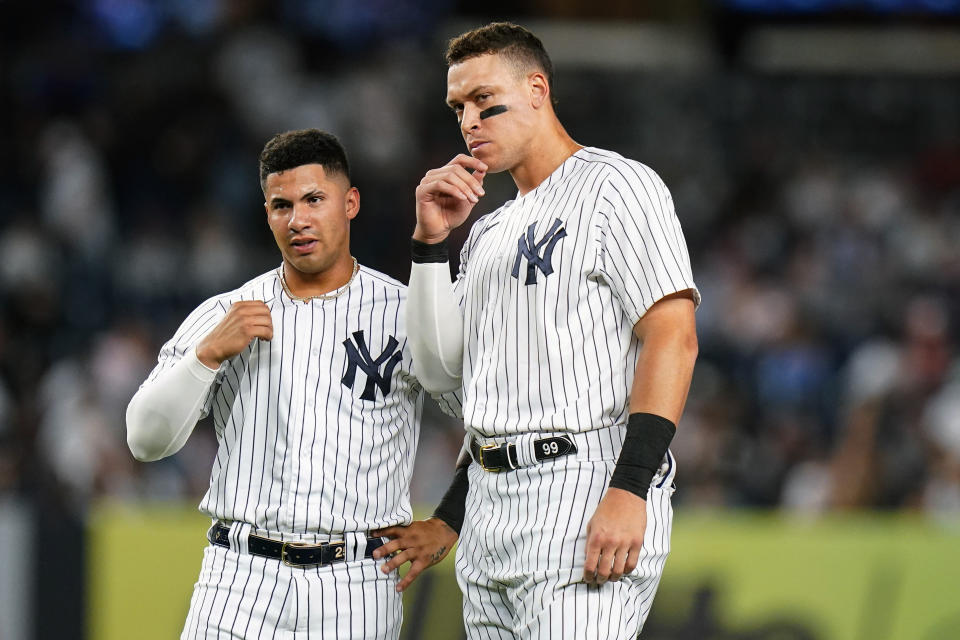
{"left": 407, "top": 261, "right": 464, "bottom": 392}
{"left": 125, "top": 348, "right": 219, "bottom": 462}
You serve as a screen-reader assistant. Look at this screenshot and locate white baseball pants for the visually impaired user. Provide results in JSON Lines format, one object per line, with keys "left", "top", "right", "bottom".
{"left": 456, "top": 429, "right": 676, "bottom": 639}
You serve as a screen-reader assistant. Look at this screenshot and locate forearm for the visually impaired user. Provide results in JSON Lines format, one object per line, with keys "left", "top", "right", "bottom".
{"left": 125, "top": 349, "right": 218, "bottom": 461}
{"left": 609, "top": 296, "right": 698, "bottom": 496}
{"left": 627, "top": 327, "right": 698, "bottom": 423}
{"left": 408, "top": 239, "right": 464, "bottom": 392}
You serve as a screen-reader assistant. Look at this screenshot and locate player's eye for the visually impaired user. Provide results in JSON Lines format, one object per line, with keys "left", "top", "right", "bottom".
{"left": 476, "top": 93, "right": 490, "bottom": 103}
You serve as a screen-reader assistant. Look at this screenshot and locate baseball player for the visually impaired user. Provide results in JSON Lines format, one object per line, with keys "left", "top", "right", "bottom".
{"left": 393, "top": 22, "right": 700, "bottom": 639}
{"left": 126, "top": 129, "right": 454, "bottom": 639}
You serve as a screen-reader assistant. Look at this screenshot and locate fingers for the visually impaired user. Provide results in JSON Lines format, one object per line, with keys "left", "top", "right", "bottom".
{"left": 585, "top": 546, "right": 617, "bottom": 585}
{"left": 229, "top": 301, "right": 274, "bottom": 341}
{"left": 420, "top": 165, "right": 485, "bottom": 203}
{"left": 623, "top": 546, "right": 641, "bottom": 576}
{"left": 449, "top": 153, "right": 488, "bottom": 174}
{"left": 249, "top": 323, "right": 274, "bottom": 342}
{"left": 448, "top": 161, "right": 486, "bottom": 194}
{"left": 371, "top": 525, "right": 403, "bottom": 540}
{"left": 229, "top": 300, "right": 272, "bottom": 321}
{"left": 371, "top": 537, "right": 405, "bottom": 560}
{"left": 594, "top": 547, "right": 615, "bottom": 585}
{"left": 236, "top": 304, "right": 273, "bottom": 320}
{"left": 608, "top": 546, "right": 629, "bottom": 583}
{"left": 447, "top": 171, "right": 484, "bottom": 201}
{"left": 395, "top": 560, "right": 427, "bottom": 593}
{"left": 197, "top": 301, "right": 274, "bottom": 367}
{"left": 372, "top": 519, "right": 457, "bottom": 591}
{"left": 231, "top": 300, "right": 270, "bottom": 310}
{"left": 379, "top": 548, "right": 414, "bottom": 575}
{"left": 583, "top": 533, "right": 602, "bottom": 584}
{"left": 585, "top": 543, "right": 642, "bottom": 584}
{"left": 427, "top": 160, "right": 485, "bottom": 190}
{"left": 422, "top": 176, "right": 478, "bottom": 204}
{"left": 584, "top": 527, "right": 643, "bottom": 584}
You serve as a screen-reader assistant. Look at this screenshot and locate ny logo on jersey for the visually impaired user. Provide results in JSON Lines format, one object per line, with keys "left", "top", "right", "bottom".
{"left": 511, "top": 218, "right": 567, "bottom": 285}
{"left": 341, "top": 330, "right": 403, "bottom": 401}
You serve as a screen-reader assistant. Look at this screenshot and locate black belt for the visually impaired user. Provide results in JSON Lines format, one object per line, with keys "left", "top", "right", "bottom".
{"left": 469, "top": 435, "right": 578, "bottom": 472}
{"left": 208, "top": 522, "right": 386, "bottom": 568}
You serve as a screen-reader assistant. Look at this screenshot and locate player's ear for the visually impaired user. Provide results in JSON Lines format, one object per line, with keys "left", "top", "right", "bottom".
{"left": 528, "top": 71, "right": 549, "bottom": 109}
{"left": 345, "top": 186, "right": 360, "bottom": 220}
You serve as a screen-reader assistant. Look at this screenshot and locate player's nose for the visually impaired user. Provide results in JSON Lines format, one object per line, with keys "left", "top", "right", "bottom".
{"left": 288, "top": 203, "right": 310, "bottom": 231}
{"left": 460, "top": 105, "right": 481, "bottom": 134}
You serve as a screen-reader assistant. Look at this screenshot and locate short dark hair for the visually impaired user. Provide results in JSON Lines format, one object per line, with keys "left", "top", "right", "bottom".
{"left": 259, "top": 129, "right": 350, "bottom": 191}
{"left": 446, "top": 22, "right": 556, "bottom": 105}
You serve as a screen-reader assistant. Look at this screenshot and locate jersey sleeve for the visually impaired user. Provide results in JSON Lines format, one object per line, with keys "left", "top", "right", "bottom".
{"left": 451, "top": 214, "right": 489, "bottom": 308}
{"left": 142, "top": 296, "right": 229, "bottom": 418}
{"left": 597, "top": 163, "right": 700, "bottom": 326}
{"left": 431, "top": 389, "right": 464, "bottom": 419}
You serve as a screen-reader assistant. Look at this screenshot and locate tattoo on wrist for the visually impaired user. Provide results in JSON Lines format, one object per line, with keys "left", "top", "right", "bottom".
{"left": 430, "top": 546, "right": 447, "bottom": 563}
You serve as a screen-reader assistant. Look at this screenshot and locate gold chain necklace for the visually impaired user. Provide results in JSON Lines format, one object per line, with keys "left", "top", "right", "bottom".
{"left": 278, "top": 257, "right": 359, "bottom": 304}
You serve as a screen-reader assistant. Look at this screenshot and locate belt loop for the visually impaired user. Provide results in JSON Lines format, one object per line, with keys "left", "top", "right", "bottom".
{"left": 233, "top": 522, "right": 250, "bottom": 556}
{"left": 513, "top": 433, "right": 538, "bottom": 468}
{"left": 349, "top": 531, "right": 365, "bottom": 561}
{"left": 219, "top": 521, "right": 236, "bottom": 552}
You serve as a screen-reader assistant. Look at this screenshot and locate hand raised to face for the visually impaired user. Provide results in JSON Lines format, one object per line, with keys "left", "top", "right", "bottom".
{"left": 412, "top": 154, "right": 488, "bottom": 244}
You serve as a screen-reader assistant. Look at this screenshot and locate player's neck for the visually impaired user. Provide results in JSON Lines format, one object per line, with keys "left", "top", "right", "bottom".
{"left": 511, "top": 123, "right": 581, "bottom": 196}
{"left": 281, "top": 255, "right": 358, "bottom": 300}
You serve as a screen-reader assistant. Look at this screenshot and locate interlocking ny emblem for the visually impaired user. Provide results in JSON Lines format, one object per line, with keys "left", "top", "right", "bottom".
{"left": 341, "top": 330, "right": 402, "bottom": 401}
{"left": 511, "top": 218, "right": 567, "bottom": 285}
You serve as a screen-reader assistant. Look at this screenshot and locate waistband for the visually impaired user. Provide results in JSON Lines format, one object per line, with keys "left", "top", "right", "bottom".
{"left": 207, "top": 521, "right": 386, "bottom": 567}
{"left": 465, "top": 425, "right": 677, "bottom": 488}
{"left": 467, "top": 424, "right": 628, "bottom": 462}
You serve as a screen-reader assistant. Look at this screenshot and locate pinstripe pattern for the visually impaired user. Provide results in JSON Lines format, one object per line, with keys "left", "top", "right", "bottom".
{"left": 145, "top": 265, "right": 423, "bottom": 538}
{"left": 448, "top": 147, "right": 695, "bottom": 638}
{"left": 180, "top": 544, "right": 402, "bottom": 639}
{"left": 142, "top": 264, "right": 423, "bottom": 638}
{"left": 453, "top": 147, "right": 698, "bottom": 439}
{"left": 455, "top": 450, "right": 676, "bottom": 639}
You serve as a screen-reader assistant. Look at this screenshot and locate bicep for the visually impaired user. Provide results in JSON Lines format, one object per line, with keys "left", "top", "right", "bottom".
{"left": 632, "top": 290, "right": 698, "bottom": 344}
{"left": 628, "top": 292, "right": 698, "bottom": 421}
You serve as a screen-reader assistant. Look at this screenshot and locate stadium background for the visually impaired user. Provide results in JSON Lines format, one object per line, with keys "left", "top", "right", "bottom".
{"left": 1, "top": 1, "right": 959, "bottom": 638}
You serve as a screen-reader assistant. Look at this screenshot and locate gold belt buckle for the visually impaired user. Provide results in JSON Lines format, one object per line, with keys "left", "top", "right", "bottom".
{"left": 479, "top": 443, "right": 502, "bottom": 472}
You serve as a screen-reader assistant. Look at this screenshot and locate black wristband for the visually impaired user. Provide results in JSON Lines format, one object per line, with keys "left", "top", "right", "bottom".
{"left": 431, "top": 450, "right": 471, "bottom": 533}
{"left": 411, "top": 238, "right": 449, "bottom": 263}
{"left": 608, "top": 412, "right": 676, "bottom": 498}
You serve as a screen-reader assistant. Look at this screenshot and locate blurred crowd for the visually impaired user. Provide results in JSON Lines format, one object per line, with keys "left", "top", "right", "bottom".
{"left": 1, "top": 2, "right": 958, "bottom": 520}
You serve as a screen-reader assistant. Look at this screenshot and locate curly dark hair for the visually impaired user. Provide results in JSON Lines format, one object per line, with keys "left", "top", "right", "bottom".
{"left": 259, "top": 129, "right": 350, "bottom": 191}
{"left": 446, "top": 22, "right": 556, "bottom": 106}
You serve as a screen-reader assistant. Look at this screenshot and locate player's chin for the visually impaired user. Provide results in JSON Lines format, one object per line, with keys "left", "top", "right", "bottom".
{"left": 470, "top": 149, "right": 506, "bottom": 173}
{"left": 284, "top": 253, "right": 327, "bottom": 275}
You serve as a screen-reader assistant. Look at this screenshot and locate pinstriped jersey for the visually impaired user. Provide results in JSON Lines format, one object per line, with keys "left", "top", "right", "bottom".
{"left": 453, "top": 147, "right": 699, "bottom": 437}
{"left": 143, "top": 264, "right": 437, "bottom": 536}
